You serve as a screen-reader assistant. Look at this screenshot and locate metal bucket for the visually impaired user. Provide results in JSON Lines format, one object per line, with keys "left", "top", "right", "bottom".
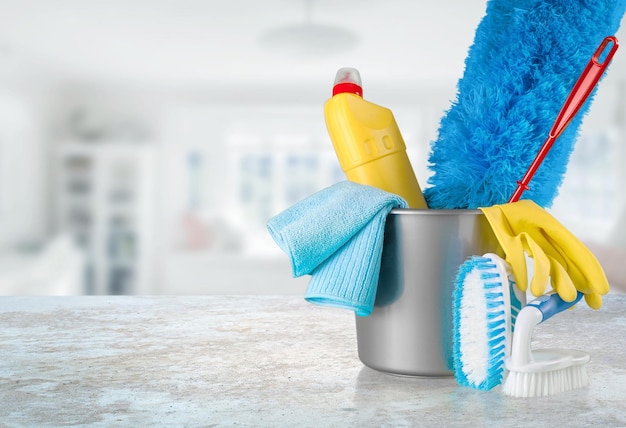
{"left": 355, "top": 209, "right": 500, "bottom": 377}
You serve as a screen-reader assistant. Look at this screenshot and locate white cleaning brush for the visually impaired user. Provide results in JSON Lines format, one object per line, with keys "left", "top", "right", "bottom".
{"left": 503, "top": 291, "right": 589, "bottom": 398}
{"left": 452, "top": 253, "right": 524, "bottom": 390}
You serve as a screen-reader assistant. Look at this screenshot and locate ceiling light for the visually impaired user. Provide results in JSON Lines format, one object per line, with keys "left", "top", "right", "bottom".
{"left": 258, "top": 0, "right": 359, "bottom": 57}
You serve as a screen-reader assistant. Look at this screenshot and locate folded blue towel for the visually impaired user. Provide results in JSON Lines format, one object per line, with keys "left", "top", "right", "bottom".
{"left": 267, "top": 181, "right": 407, "bottom": 316}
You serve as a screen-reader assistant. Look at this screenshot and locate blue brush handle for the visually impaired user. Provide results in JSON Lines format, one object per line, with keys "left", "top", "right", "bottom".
{"left": 527, "top": 291, "right": 584, "bottom": 323}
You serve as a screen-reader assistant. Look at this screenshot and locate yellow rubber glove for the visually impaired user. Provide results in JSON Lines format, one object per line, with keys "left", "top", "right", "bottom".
{"left": 479, "top": 200, "right": 609, "bottom": 309}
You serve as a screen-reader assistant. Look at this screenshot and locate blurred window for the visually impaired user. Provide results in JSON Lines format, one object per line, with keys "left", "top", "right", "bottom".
{"left": 549, "top": 129, "right": 622, "bottom": 241}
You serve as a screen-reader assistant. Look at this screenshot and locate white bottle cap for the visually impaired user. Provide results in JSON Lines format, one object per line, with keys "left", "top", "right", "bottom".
{"left": 332, "top": 67, "right": 363, "bottom": 97}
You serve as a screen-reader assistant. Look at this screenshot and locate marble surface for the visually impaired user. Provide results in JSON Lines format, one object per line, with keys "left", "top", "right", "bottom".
{"left": 0, "top": 294, "right": 624, "bottom": 427}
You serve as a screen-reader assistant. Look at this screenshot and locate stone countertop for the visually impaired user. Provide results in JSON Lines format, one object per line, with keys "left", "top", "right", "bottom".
{"left": 0, "top": 294, "right": 624, "bottom": 427}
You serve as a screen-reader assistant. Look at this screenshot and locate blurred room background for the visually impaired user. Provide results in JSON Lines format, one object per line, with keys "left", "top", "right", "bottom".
{"left": 0, "top": 0, "right": 624, "bottom": 295}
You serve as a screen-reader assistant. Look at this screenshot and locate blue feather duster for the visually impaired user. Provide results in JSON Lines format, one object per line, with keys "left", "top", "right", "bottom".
{"left": 425, "top": 0, "right": 626, "bottom": 209}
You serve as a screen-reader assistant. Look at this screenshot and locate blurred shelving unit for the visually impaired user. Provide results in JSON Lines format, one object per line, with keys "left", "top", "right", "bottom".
{"left": 55, "top": 143, "right": 156, "bottom": 294}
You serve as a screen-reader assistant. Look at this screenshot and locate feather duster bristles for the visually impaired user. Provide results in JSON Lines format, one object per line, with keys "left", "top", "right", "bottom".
{"left": 425, "top": 0, "right": 626, "bottom": 209}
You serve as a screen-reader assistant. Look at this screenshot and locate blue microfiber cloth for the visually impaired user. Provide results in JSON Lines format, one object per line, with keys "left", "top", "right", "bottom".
{"left": 425, "top": 0, "right": 626, "bottom": 209}
{"left": 267, "top": 181, "right": 407, "bottom": 316}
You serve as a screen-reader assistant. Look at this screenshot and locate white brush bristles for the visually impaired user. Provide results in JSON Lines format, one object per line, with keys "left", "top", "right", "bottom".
{"left": 503, "top": 363, "right": 589, "bottom": 397}
{"left": 457, "top": 266, "right": 495, "bottom": 384}
{"left": 453, "top": 254, "right": 516, "bottom": 390}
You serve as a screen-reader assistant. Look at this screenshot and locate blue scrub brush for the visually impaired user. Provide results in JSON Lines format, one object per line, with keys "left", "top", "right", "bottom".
{"left": 452, "top": 253, "right": 524, "bottom": 390}
{"left": 425, "top": 0, "right": 626, "bottom": 209}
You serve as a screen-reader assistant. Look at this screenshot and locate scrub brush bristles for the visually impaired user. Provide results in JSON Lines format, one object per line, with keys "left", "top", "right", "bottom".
{"left": 502, "top": 292, "right": 590, "bottom": 398}
{"left": 503, "top": 352, "right": 590, "bottom": 398}
{"left": 452, "top": 254, "right": 520, "bottom": 390}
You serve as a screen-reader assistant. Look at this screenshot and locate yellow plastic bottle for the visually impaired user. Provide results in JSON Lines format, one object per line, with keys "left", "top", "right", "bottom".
{"left": 324, "top": 67, "right": 428, "bottom": 208}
